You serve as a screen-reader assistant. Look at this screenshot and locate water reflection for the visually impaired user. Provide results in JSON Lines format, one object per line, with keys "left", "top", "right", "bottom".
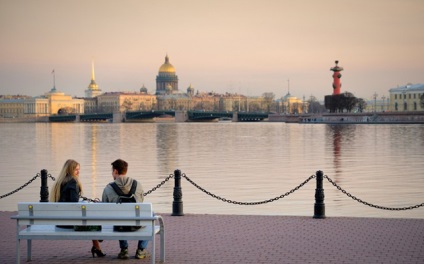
{"left": 156, "top": 123, "right": 178, "bottom": 177}
{"left": 325, "top": 125, "right": 356, "bottom": 182}
{"left": 89, "top": 125, "right": 98, "bottom": 198}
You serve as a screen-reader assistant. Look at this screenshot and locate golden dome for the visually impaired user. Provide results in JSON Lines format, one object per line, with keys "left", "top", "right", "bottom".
{"left": 159, "top": 55, "right": 176, "bottom": 73}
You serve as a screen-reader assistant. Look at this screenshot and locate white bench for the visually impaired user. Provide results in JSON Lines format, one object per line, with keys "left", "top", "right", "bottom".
{"left": 11, "top": 202, "right": 165, "bottom": 264}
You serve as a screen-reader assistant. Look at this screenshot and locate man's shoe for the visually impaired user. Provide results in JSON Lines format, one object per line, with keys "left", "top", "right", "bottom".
{"left": 118, "top": 248, "right": 129, "bottom": 259}
{"left": 135, "top": 248, "right": 148, "bottom": 259}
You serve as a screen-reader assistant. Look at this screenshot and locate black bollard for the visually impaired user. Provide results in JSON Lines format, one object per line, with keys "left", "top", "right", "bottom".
{"left": 40, "top": 169, "right": 49, "bottom": 202}
{"left": 313, "top": 170, "right": 326, "bottom": 219}
{"left": 171, "top": 169, "right": 184, "bottom": 216}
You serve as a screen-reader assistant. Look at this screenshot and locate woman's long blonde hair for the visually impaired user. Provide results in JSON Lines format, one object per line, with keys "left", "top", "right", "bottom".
{"left": 50, "top": 159, "right": 83, "bottom": 202}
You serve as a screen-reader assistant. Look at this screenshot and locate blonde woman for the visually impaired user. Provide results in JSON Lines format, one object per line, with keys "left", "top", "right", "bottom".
{"left": 50, "top": 159, "right": 105, "bottom": 258}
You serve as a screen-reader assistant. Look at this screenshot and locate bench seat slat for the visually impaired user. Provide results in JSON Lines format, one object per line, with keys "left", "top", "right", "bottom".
{"left": 18, "top": 225, "right": 160, "bottom": 240}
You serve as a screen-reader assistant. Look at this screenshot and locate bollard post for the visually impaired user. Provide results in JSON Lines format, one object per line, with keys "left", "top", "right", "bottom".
{"left": 171, "top": 169, "right": 184, "bottom": 216}
{"left": 313, "top": 170, "right": 326, "bottom": 219}
{"left": 40, "top": 169, "right": 49, "bottom": 202}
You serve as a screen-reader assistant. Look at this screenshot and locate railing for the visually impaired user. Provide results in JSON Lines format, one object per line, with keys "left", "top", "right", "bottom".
{"left": 2, "top": 169, "right": 423, "bottom": 218}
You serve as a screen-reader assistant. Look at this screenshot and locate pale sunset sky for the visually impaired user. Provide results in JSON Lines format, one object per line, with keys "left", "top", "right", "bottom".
{"left": 1, "top": 0, "right": 423, "bottom": 101}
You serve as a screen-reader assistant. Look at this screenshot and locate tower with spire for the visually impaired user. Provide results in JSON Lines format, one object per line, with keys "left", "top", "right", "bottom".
{"left": 330, "top": 60, "right": 343, "bottom": 95}
{"left": 85, "top": 60, "right": 102, "bottom": 98}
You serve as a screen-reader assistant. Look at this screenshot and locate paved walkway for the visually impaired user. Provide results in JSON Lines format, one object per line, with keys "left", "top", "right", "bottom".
{"left": 1, "top": 211, "right": 423, "bottom": 264}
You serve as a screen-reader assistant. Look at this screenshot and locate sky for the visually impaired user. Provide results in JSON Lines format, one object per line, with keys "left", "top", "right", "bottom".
{"left": 1, "top": 0, "right": 423, "bottom": 101}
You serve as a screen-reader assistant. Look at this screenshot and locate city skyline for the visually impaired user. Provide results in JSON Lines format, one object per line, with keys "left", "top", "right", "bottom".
{"left": 1, "top": 0, "right": 423, "bottom": 100}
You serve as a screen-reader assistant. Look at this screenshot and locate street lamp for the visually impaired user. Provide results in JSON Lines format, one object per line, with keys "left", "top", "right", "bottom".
{"left": 381, "top": 95, "right": 386, "bottom": 112}
{"left": 373, "top": 92, "right": 378, "bottom": 113}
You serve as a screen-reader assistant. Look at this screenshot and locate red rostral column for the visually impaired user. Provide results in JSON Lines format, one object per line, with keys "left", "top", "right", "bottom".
{"left": 330, "top": 60, "right": 344, "bottom": 95}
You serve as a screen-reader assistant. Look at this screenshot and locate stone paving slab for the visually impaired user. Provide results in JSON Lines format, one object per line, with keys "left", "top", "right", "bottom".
{"left": 1, "top": 211, "right": 424, "bottom": 264}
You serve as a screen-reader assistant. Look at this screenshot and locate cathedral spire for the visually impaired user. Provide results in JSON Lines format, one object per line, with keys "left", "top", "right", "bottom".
{"left": 85, "top": 59, "right": 101, "bottom": 98}
{"left": 91, "top": 59, "right": 96, "bottom": 82}
{"left": 88, "top": 59, "right": 98, "bottom": 91}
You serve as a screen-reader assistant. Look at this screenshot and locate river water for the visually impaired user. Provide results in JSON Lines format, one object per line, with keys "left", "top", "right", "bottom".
{"left": 0, "top": 122, "right": 423, "bottom": 219}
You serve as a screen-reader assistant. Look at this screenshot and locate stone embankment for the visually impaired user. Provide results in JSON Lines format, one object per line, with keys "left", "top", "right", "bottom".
{"left": 269, "top": 111, "right": 424, "bottom": 124}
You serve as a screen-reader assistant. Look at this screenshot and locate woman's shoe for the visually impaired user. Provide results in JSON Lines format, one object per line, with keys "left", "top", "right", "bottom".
{"left": 91, "top": 246, "right": 106, "bottom": 258}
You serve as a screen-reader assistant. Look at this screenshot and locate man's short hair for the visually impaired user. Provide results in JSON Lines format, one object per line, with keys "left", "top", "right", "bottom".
{"left": 111, "top": 159, "right": 128, "bottom": 175}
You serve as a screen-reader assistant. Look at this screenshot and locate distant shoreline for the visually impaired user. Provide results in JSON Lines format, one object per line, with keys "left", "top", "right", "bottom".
{"left": 2, "top": 111, "right": 424, "bottom": 124}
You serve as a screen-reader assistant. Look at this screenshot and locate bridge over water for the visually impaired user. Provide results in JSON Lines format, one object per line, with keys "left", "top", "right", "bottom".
{"left": 48, "top": 110, "right": 269, "bottom": 122}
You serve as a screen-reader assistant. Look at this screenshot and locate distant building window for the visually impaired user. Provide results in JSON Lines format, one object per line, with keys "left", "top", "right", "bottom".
{"left": 414, "top": 94, "right": 416, "bottom": 99}
{"left": 414, "top": 102, "right": 417, "bottom": 110}
{"left": 395, "top": 94, "right": 397, "bottom": 100}
{"left": 404, "top": 102, "right": 407, "bottom": 111}
{"left": 395, "top": 102, "right": 398, "bottom": 111}
{"left": 409, "top": 94, "right": 411, "bottom": 99}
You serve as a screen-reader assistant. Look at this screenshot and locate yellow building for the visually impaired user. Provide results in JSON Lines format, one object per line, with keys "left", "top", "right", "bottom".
{"left": 281, "top": 92, "right": 304, "bottom": 114}
{"left": 0, "top": 99, "right": 26, "bottom": 118}
{"left": 389, "top": 83, "right": 424, "bottom": 112}
{"left": 24, "top": 88, "right": 84, "bottom": 116}
{"left": 97, "top": 92, "right": 157, "bottom": 113}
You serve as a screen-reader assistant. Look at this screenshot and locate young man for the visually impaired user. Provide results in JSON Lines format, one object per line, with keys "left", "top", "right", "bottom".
{"left": 102, "top": 159, "right": 148, "bottom": 260}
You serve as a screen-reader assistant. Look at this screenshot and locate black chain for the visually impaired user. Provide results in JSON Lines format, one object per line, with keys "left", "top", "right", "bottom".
{"left": 182, "top": 173, "right": 316, "bottom": 205}
{"left": 80, "top": 196, "right": 101, "bottom": 203}
{"left": 143, "top": 173, "right": 174, "bottom": 196}
{"left": 79, "top": 174, "right": 174, "bottom": 201}
{"left": 48, "top": 174, "right": 56, "bottom": 181}
{"left": 0, "top": 173, "right": 55, "bottom": 199}
{"left": 324, "top": 175, "right": 424, "bottom": 211}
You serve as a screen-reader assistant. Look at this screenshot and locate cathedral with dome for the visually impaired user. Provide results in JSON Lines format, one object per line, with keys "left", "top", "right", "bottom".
{"left": 156, "top": 54, "right": 179, "bottom": 95}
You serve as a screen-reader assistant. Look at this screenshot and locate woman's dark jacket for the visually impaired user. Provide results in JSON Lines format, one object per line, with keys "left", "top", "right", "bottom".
{"left": 57, "top": 178, "right": 79, "bottom": 228}
{"left": 59, "top": 178, "right": 80, "bottom": 202}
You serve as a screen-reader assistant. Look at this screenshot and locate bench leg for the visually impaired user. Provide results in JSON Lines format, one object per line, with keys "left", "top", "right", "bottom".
{"left": 160, "top": 230, "right": 165, "bottom": 262}
{"left": 151, "top": 235, "right": 155, "bottom": 264}
{"left": 16, "top": 238, "right": 20, "bottom": 264}
{"left": 27, "top": 239, "right": 32, "bottom": 261}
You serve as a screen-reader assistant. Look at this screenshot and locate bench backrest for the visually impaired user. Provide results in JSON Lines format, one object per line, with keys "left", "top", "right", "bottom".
{"left": 16, "top": 202, "right": 154, "bottom": 226}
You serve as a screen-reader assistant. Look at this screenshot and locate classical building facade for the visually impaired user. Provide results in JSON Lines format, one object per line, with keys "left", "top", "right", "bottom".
{"left": 24, "top": 87, "right": 84, "bottom": 116}
{"left": 97, "top": 92, "right": 157, "bottom": 113}
{"left": 280, "top": 92, "right": 304, "bottom": 114}
{"left": 0, "top": 98, "right": 27, "bottom": 118}
{"left": 389, "top": 83, "right": 424, "bottom": 112}
{"left": 156, "top": 55, "right": 178, "bottom": 95}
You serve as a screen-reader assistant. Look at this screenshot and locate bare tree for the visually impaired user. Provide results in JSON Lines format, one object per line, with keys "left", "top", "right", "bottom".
{"left": 356, "top": 98, "right": 367, "bottom": 112}
{"left": 262, "top": 92, "right": 275, "bottom": 112}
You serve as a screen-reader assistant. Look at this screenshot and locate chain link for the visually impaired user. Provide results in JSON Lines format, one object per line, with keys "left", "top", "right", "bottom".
{"left": 0, "top": 173, "right": 41, "bottom": 199}
{"left": 324, "top": 175, "right": 424, "bottom": 210}
{"left": 143, "top": 173, "right": 174, "bottom": 196}
{"left": 182, "top": 173, "right": 316, "bottom": 205}
{"left": 80, "top": 196, "right": 100, "bottom": 203}
{"left": 47, "top": 174, "right": 56, "bottom": 181}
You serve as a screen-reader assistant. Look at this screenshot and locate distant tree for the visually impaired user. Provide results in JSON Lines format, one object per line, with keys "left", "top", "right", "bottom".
{"left": 325, "top": 92, "right": 357, "bottom": 113}
{"left": 58, "top": 107, "right": 75, "bottom": 115}
{"left": 307, "top": 96, "right": 326, "bottom": 113}
{"left": 121, "top": 98, "right": 133, "bottom": 111}
{"left": 262, "top": 92, "right": 275, "bottom": 112}
{"left": 342, "top": 92, "right": 357, "bottom": 112}
{"left": 356, "top": 98, "right": 367, "bottom": 112}
{"left": 249, "top": 102, "right": 261, "bottom": 112}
